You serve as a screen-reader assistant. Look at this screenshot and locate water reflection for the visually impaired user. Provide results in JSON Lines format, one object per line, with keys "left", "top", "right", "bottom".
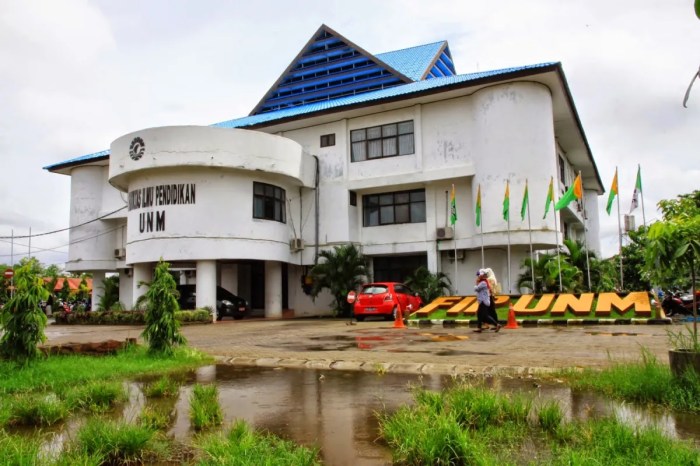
{"left": 12, "top": 366, "right": 700, "bottom": 466}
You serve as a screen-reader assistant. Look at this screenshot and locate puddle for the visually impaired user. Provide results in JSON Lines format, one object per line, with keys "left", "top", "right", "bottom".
{"left": 11, "top": 366, "right": 700, "bottom": 466}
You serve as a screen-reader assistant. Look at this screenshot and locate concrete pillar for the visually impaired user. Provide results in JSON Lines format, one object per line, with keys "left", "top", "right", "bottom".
{"left": 132, "top": 262, "right": 153, "bottom": 309}
{"left": 220, "top": 264, "right": 238, "bottom": 294}
{"left": 264, "top": 260, "right": 283, "bottom": 319}
{"left": 196, "top": 260, "right": 217, "bottom": 321}
{"left": 119, "top": 270, "right": 134, "bottom": 310}
{"left": 91, "top": 271, "right": 105, "bottom": 312}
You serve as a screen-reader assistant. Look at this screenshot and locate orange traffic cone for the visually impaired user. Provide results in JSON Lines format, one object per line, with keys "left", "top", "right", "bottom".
{"left": 393, "top": 305, "right": 406, "bottom": 329}
{"left": 505, "top": 303, "right": 519, "bottom": 329}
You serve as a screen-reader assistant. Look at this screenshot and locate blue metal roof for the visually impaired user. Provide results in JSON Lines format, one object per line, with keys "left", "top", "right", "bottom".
{"left": 376, "top": 41, "right": 448, "bottom": 81}
{"left": 44, "top": 61, "right": 559, "bottom": 171}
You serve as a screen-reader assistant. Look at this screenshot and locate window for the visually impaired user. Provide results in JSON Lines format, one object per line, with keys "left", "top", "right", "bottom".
{"left": 253, "top": 182, "right": 286, "bottom": 223}
{"left": 558, "top": 155, "right": 566, "bottom": 184}
{"left": 320, "top": 133, "right": 335, "bottom": 147}
{"left": 349, "top": 191, "right": 357, "bottom": 206}
{"left": 363, "top": 189, "right": 425, "bottom": 226}
{"left": 351, "top": 120, "right": 414, "bottom": 162}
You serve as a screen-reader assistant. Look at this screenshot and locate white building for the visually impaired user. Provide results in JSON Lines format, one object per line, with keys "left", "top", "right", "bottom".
{"left": 45, "top": 25, "right": 604, "bottom": 318}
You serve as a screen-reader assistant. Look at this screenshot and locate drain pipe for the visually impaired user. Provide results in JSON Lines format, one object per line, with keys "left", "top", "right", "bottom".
{"left": 313, "top": 155, "right": 320, "bottom": 265}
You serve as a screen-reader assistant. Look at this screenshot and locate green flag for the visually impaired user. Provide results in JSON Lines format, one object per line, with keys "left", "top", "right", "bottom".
{"left": 502, "top": 181, "right": 510, "bottom": 221}
{"left": 475, "top": 184, "right": 482, "bottom": 227}
{"left": 450, "top": 184, "right": 457, "bottom": 226}
{"left": 543, "top": 176, "right": 554, "bottom": 219}
{"left": 555, "top": 174, "right": 582, "bottom": 211}
{"left": 520, "top": 181, "right": 529, "bottom": 221}
{"left": 605, "top": 169, "right": 618, "bottom": 215}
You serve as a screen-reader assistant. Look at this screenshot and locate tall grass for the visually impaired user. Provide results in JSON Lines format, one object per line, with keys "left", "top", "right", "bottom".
{"left": 190, "top": 384, "right": 223, "bottom": 430}
{"left": 0, "top": 433, "right": 41, "bottom": 465}
{"left": 379, "top": 382, "right": 700, "bottom": 465}
{"left": 196, "top": 419, "right": 321, "bottom": 466}
{"left": 65, "top": 380, "right": 128, "bottom": 412}
{"left": 10, "top": 392, "right": 68, "bottom": 426}
{"left": 0, "top": 345, "right": 211, "bottom": 397}
{"left": 564, "top": 347, "right": 700, "bottom": 412}
{"left": 74, "top": 418, "right": 159, "bottom": 464}
{"left": 139, "top": 405, "right": 174, "bottom": 431}
{"left": 143, "top": 376, "right": 181, "bottom": 398}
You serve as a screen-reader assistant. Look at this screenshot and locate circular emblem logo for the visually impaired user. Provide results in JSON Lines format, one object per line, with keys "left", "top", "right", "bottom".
{"left": 129, "top": 137, "right": 145, "bottom": 161}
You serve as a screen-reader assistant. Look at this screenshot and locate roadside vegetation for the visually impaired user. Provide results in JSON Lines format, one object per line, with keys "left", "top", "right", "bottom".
{"left": 378, "top": 382, "right": 700, "bottom": 465}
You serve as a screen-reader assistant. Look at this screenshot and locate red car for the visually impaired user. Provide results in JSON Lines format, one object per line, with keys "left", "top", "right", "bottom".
{"left": 353, "top": 282, "right": 422, "bottom": 321}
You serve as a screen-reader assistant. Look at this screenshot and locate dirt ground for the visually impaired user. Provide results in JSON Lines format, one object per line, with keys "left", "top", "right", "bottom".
{"left": 43, "top": 318, "right": 685, "bottom": 374}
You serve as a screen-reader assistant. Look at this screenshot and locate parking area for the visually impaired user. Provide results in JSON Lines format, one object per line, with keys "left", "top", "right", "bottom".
{"left": 43, "top": 318, "right": 679, "bottom": 374}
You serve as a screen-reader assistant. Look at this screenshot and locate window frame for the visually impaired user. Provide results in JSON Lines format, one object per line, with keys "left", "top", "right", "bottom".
{"left": 350, "top": 120, "right": 415, "bottom": 162}
{"left": 253, "top": 182, "right": 287, "bottom": 223}
{"left": 320, "top": 133, "right": 335, "bottom": 147}
{"left": 362, "top": 188, "right": 426, "bottom": 227}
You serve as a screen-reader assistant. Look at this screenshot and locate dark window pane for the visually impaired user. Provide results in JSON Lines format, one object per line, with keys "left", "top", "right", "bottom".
{"left": 411, "top": 202, "right": 426, "bottom": 222}
{"left": 368, "top": 140, "right": 382, "bottom": 158}
{"left": 398, "top": 121, "right": 413, "bottom": 134}
{"left": 382, "top": 124, "right": 397, "bottom": 137}
{"left": 383, "top": 137, "right": 397, "bottom": 156}
{"left": 395, "top": 192, "right": 409, "bottom": 204}
{"left": 398, "top": 134, "right": 414, "bottom": 155}
{"left": 410, "top": 190, "right": 425, "bottom": 202}
{"left": 253, "top": 198, "right": 264, "bottom": 217}
{"left": 379, "top": 193, "right": 394, "bottom": 205}
{"left": 351, "top": 129, "right": 366, "bottom": 142}
{"left": 365, "top": 206, "right": 379, "bottom": 226}
{"left": 395, "top": 204, "right": 409, "bottom": 223}
{"left": 367, "top": 126, "right": 381, "bottom": 139}
{"left": 352, "top": 142, "right": 366, "bottom": 162}
{"left": 254, "top": 183, "right": 264, "bottom": 195}
{"left": 380, "top": 205, "right": 394, "bottom": 224}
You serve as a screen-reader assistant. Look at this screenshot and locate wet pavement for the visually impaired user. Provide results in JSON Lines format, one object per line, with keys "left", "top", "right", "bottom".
{"left": 43, "top": 318, "right": 680, "bottom": 375}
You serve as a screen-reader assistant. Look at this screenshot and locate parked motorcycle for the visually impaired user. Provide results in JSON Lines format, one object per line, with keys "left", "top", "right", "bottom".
{"left": 662, "top": 291, "right": 690, "bottom": 317}
{"left": 679, "top": 290, "right": 700, "bottom": 313}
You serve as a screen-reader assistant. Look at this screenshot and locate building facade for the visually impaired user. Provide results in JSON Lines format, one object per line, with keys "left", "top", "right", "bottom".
{"left": 46, "top": 25, "right": 604, "bottom": 317}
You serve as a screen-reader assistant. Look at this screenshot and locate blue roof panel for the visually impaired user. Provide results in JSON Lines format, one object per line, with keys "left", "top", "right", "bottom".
{"left": 44, "top": 62, "right": 558, "bottom": 170}
{"left": 376, "top": 41, "right": 447, "bottom": 81}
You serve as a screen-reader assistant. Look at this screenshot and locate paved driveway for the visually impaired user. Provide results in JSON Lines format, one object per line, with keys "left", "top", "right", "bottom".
{"left": 44, "top": 319, "right": 678, "bottom": 375}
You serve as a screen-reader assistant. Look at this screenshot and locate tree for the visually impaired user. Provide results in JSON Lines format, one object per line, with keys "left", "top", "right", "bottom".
{"left": 644, "top": 191, "right": 700, "bottom": 339}
{"left": 308, "top": 244, "right": 370, "bottom": 317}
{"left": 0, "top": 262, "right": 49, "bottom": 363}
{"left": 618, "top": 226, "right": 651, "bottom": 292}
{"left": 404, "top": 266, "right": 451, "bottom": 303}
{"left": 58, "top": 278, "right": 71, "bottom": 302}
{"left": 98, "top": 275, "right": 121, "bottom": 311}
{"left": 141, "top": 259, "right": 187, "bottom": 355}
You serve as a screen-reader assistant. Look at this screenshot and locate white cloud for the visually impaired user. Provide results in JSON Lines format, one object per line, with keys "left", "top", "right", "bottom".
{"left": 0, "top": 0, "right": 698, "bottom": 267}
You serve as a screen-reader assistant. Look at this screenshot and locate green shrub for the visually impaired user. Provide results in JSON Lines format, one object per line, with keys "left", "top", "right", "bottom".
{"left": 0, "top": 263, "right": 49, "bottom": 363}
{"left": 141, "top": 259, "right": 186, "bottom": 355}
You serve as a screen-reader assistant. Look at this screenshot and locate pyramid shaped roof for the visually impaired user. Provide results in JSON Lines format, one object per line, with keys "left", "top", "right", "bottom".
{"left": 376, "top": 40, "right": 455, "bottom": 81}
{"left": 250, "top": 24, "right": 418, "bottom": 115}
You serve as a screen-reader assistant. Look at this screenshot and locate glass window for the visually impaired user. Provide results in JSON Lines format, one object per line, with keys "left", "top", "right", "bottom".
{"left": 362, "top": 189, "right": 426, "bottom": 227}
{"left": 253, "top": 182, "right": 286, "bottom": 223}
{"left": 320, "top": 133, "right": 335, "bottom": 147}
{"left": 350, "top": 120, "right": 415, "bottom": 162}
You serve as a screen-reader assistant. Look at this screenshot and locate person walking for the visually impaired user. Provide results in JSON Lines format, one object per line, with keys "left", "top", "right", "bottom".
{"left": 474, "top": 269, "right": 501, "bottom": 332}
{"left": 484, "top": 268, "right": 501, "bottom": 328}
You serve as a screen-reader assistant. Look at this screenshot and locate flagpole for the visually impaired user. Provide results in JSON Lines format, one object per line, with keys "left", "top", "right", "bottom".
{"left": 616, "top": 168, "right": 624, "bottom": 290}
{"left": 639, "top": 164, "right": 647, "bottom": 227}
{"left": 578, "top": 170, "right": 591, "bottom": 291}
{"left": 525, "top": 181, "right": 535, "bottom": 293}
{"left": 480, "top": 220, "right": 484, "bottom": 269}
{"left": 506, "top": 180, "right": 512, "bottom": 294}
{"left": 553, "top": 200, "right": 563, "bottom": 293}
{"left": 450, "top": 185, "right": 458, "bottom": 294}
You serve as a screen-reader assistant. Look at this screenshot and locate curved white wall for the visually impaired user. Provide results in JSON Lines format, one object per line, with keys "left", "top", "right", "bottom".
{"left": 471, "top": 82, "right": 558, "bottom": 247}
{"left": 67, "top": 166, "right": 117, "bottom": 272}
{"left": 109, "top": 126, "right": 314, "bottom": 265}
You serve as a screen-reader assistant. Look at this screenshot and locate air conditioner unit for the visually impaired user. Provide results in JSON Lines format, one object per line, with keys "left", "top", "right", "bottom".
{"left": 436, "top": 227, "right": 454, "bottom": 240}
{"left": 624, "top": 214, "right": 635, "bottom": 232}
{"left": 447, "top": 249, "right": 464, "bottom": 261}
{"left": 114, "top": 248, "right": 126, "bottom": 259}
{"left": 289, "top": 238, "right": 305, "bottom": 251}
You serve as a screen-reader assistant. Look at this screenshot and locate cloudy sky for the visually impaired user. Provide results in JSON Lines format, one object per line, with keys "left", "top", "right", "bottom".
{"left": 1, "top": 0, "right": 699, "bottom": 268}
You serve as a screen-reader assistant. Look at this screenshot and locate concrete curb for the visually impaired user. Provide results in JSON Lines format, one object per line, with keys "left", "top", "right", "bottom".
{"left": 409, "top": 318, "right": 672, "bottom": 327}
{"left": 218, "top": 354, "right": 575, "bottom": 377}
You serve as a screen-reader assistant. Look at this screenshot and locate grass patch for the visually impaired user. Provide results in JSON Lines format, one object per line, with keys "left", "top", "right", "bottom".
{"left": 65, "top": 380, "right": 128, "bottom": 413}
{"left": 196, "top": 419, "right": 321, "bottom": 465}
{"left": 73, "top": 418, "right": 161, "bottom": 464}
{"left": 0, "top": 432, "right": 41, "bottom": 464}
{"left": 190, "top": 384, "right": 223, "bottom": 430}
{"left": 561, "top": 348, "right": 700, "bottom": 412}
{"left": 9, "top": 392, "right": 68, "bottom": 426}
{"left": 139, "top": 405, "right": 174, "bottom": 431}
{"left": 0, "top": 345, "right": 212, "bottom": 396}
{"left": 378, "top": 382, "right": 700, "bottom": 465}
{"left": 143, "top": 375, "right": 181, "bottom": 398}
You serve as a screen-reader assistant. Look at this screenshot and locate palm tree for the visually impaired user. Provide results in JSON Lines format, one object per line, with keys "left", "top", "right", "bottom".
{"left": 308, "top": 244, "right": 370, "bottom": 317}
{"left": 404, "top": 266, "right": 451, "bottom": 303}
{"left": 518, "top": 253, "right": 554, "bottom": 293}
